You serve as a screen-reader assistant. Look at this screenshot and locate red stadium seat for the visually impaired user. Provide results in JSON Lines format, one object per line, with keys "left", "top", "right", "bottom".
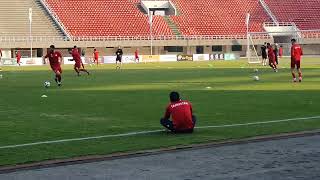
{"left": 264, "top": 0, "right": 320, "bottom": 30}
{"left": 44, "top": 0, "right": 319, "bottom": 37}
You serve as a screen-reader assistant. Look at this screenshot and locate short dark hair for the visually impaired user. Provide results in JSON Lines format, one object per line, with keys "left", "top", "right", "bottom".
{"left": 169, "top": 91, "right": 180, "bottom": 102}
{"left": 50, "top": 45, "right": 55, "bottom": 49}
{"left": 74, "top": 45, "right": 77, "bottom": 48}
{"left": 291, "top": 39, "right": 296, "bottom": 43}
{"left": 267, "top": 43, "right": 271, "bottom": 46}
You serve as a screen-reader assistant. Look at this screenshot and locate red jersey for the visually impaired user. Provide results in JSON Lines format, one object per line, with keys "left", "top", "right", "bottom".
{"left": 71, "top": 48, "right": 82, "bottom": 63}
{"left": 45, "top": 51, "right": 62, "bottom": 67}
{"left": 164, "top": 100, "right": 194, "bottom": 130}
{"left": 94, "top": 51, "right": 99, "bottom": 60}
{"left": 291, "top": 44, "right": 303, "bottom": 61}
{"left": 268, "top": 47, "right": 275, "bottom": 61}
{"left": 135, "top": 50, "right": 139, "bottom": 58}
{"left": 16, "top": 51, "right": 21, "bottom": 60}
{"left": 279, "top": 47, "right": 283, "bottom": 57}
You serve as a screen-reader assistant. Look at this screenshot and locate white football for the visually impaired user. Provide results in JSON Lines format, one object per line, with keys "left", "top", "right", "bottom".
{"left": 44, "top": 81, "right": 51, "bottom": 88}
{"left": 253, "top": 76, "right": 259, "bottom": 81}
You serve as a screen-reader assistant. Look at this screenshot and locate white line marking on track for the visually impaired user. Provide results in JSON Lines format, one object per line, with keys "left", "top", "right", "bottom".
{"left": 0, "top": 116, "right": 320, "bottom": 150}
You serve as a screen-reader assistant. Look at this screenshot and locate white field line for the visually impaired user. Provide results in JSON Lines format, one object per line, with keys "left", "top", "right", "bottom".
{"left": 0, "top": 116, "right": 320, "bottom": 150}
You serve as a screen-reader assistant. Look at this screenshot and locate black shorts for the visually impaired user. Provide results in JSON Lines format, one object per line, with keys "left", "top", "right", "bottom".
{"left": 262, "top": 54, "right": 267, "bottom": 59}
{"left": 116, "top": 57, "right": 122, "bottom": 62}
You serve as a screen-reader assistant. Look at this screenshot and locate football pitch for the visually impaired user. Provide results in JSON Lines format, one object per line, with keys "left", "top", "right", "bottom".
{"left": 1, "top": 58, "right": 320, "bottom": 166}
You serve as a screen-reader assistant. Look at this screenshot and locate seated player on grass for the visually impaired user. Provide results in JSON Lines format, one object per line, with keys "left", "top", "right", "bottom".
{"left": 160, "top": 91, "right": 197, "bottom": 133}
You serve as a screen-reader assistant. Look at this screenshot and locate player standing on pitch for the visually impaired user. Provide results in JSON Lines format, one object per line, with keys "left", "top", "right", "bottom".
{"left": 279, "top": 45, "right": 283, "bottom": 59}
{"left": 43, "top": 45, "right": 63, "bottom": 86}
{"left": 274, "top": 43, "right": 279, "bottom": 65}
{"left": 267, "top": 43, "right": 277, "bottom": 72}
{"left": 115, "top": 47, "right": 123, "bottom": 69}
{"left": 261, "top": 42, "right": 268, "bottom": 66}
{"left": 70, "top": 46, "right": 90, "bottom": 76}
{"left": 93, "top": 48, "right": 99, "bottom": 66}
{"left": 16, "top": 50, "right": 21, "bottom": 66}
{"left": 0, "top": 48, "right": 2, "bottom": 62}
{"left": 134, "top": 48, "right": 139, "bottom": 63}
{"left": 291, "top": 39, "right": 303, "bottom": 82}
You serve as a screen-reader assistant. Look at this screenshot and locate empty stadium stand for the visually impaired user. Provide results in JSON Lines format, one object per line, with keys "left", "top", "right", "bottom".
{"left": 0, "top": 0, "right": 61, "bottom": 36}
{"left": 264, "top": 0, "right": 320, "bottom": 30}
{"left": 43, "top": 0, "right": 274, "bottom": 37}
{"left": 2, "top": 0, "right": 320, "bottom": 39}
{"left": 44, "top": 0, "right": 173, "bottom": 37}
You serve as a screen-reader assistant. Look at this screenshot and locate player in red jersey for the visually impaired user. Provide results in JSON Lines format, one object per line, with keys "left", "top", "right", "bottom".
{"left": 291, "top": 39, "right": 303, "bottom": 82}
{"left": 43, "top": 45, "right": 63, "bottom": 86}
{"left": 279, "top": 45, "right": 283, "bottom": 58}
{"left": 267, "top": 43, "right": 277, "bottom": 72}
{"left": 70, "top": 46, "right": 89, "bottom": 76}
{"left": 16, "top": 50, "right": 21, "bottom": 66}
{"left": 93, "top": 49, "right": 99, "bottom": 65}
{"left": 0, "top": 48, "right": 2, "bottom": 61}
{"left": 160, "top": 91, "right": 197, "bottom": 133}
{"left": 134, "top": 48, "right": 139, "bottom": 63}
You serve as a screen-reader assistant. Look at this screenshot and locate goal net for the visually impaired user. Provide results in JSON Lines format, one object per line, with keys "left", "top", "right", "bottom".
{"left": 247, "top": 34, "right": 262, "bottom": 64}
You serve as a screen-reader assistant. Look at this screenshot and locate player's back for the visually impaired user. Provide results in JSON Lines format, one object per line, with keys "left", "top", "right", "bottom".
{"left": 72, "top": 49, "right": 81, "bottom": 62}
{"left": 94, "top": 51, "right": 99, "bottom": 58}
{"left": 168, "top": 100, "right": 193, "bottom": 130}
{"left": 261, "top": 46, "right": 266, "bottom": 54}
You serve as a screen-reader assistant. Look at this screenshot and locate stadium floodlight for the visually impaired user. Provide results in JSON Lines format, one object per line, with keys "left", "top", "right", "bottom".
{"left": 29, "top": 8, "right": 32, "bottom": 60}
{"left": 246, "top": 13, "right": 250, "bottom": 59}
{"left": 149, "top": 11, "right": 153, "bottom": 55}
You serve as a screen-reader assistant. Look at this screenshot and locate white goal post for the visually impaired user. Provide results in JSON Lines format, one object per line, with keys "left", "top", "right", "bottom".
{"left": 247, "top": 34, "right": 262, "bottom": 64}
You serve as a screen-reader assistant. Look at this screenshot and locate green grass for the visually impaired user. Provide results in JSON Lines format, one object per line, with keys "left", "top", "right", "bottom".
{"left": 1, "top": 58, "right": 320, "bottom": 166}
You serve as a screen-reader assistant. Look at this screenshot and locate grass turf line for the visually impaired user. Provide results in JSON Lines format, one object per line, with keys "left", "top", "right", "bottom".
{"left": 0, "top": 58, "right": 320, "bottom": 166}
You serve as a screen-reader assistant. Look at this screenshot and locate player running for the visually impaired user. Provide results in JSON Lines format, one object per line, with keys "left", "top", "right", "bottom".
{"left": 70, "top": 46, "right": 90, "bottom": 76}
{"left": 115, "top": 47, "right": 123, "bottom": 69}
{"left": 291, "top": 39, "right": 303, "bottom": 82}
{"left": 267, "top": 43, "right": 277, "bottom": 72}
{"left": 43, "top": 45, "right": 63, "bottom": 86}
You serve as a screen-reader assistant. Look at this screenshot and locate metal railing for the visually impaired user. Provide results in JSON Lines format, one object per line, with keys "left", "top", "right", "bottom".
{"left": 1, "top": 30, "right": 320, "bottom": 43}
{"left": 40, "top": 0, "right": 71, "bottom": 40}
{"left": 0, "top": 36, "right": 68, "bottom": 42}
{"left": 263, "top": 22, "right": 296, "bottom": 27}
{"left": 70, "top": 34, "right": 248, "bottom": 41}
{"left": 250, "top": 29, "right": 320, "bottom": 38}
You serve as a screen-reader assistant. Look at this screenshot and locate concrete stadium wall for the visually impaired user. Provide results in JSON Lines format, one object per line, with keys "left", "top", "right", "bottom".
{"left": 1, "top": 38, "right": 319, "bottom": 58}
{"left": 0, "top": 38, "right": 261, "bottom": 49}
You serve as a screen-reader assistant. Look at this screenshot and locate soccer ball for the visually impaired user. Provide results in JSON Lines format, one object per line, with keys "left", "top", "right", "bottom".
{"left": 44, "top": 81, "right": 51, "bottom": 88}
{"left": 253, "top": 76, "right": 259, "bottom": 81}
